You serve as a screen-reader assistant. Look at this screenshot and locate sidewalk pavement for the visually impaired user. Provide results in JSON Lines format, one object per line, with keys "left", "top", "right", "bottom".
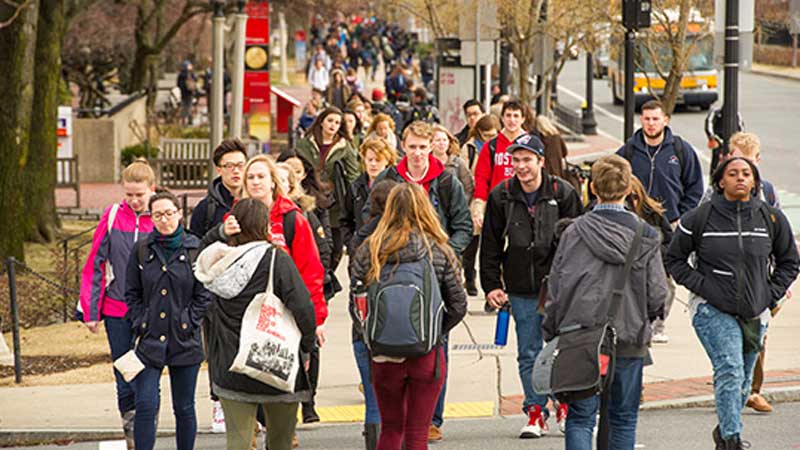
{"left": 751, "top": 62, "right": 800, "bottom": 82}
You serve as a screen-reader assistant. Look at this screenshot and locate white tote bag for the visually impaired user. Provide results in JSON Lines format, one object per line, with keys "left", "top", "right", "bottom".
{"left": 229, "top": 248, "right": 302, "bottom": 392}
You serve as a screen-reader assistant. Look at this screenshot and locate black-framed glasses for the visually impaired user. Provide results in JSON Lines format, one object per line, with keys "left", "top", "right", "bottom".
{"left": 152, "top": 210, "right": 179, "bottom": 221}
{"left": 220, "top": 162, "right": 246, "bottom": 171}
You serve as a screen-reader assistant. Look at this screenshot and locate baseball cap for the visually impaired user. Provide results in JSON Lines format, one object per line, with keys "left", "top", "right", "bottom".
{"left": 371, "top": 88, "right": 385, "bottom": 101}
{"left": 506, "top": 133, "right": 545, "bottom": 157}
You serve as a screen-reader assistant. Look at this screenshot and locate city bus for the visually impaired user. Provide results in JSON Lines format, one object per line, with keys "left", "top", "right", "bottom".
{"left": 608, "top": 21, "right": 718, "bottom": 110}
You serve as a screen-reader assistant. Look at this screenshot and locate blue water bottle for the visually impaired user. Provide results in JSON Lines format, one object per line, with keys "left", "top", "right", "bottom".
{"left": 494, "top": 303, "right": 511, "bottom": 346}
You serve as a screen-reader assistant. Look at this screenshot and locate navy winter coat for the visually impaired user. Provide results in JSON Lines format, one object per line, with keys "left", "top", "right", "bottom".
{"left": 124, "top": 233, "right": 212, "bottom": 368}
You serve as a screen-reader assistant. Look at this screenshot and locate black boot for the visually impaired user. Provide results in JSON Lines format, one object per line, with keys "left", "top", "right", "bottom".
{"left": 465, "top": 279, "right": 478, "bottom": 296}
{"left": 121, "top": 410, "right": 135, "bottom": 450}
{"left": 723, "top": 435, "right": 750, "bottom": 450}
{"left": 302, "top": 401, "right": 320, "bottom": 424}
{"left": 713, "top": 425, "right": 724, "bottom": 450}
{"left": 363, "top": 423, "right": 380, "bottom": 450}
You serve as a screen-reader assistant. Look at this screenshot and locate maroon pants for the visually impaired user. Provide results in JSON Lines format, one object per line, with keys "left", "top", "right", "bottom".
{"left": 371, "top": 349, "right": 446, "bottom": 450}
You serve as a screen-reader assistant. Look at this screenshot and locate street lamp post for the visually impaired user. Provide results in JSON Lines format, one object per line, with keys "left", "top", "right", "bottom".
{"left": 582, "top": 52, "right": 598, "bottom": 135}
{"left": 721, "top": 0, "right": 739, "bottom": 147}
{"left": 230, "top": 0, "right": 247, "bottom": 139}
{"left": 210, "top": 0, "right": 226, "bottom": 151}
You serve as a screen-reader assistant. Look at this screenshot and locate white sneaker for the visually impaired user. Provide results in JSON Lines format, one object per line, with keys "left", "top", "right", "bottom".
{"left": 211, "top": 400, "right": 226, "bottom": 433}
{"left": 519, "top": 405, "right": 549, "bottom": 439}
{"left": 652, "top": 332, "right": 669, "bottom": 344}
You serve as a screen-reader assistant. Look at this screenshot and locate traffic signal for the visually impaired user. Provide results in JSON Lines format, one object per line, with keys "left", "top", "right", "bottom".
{"left": 622, "top": 0, "right": 651, "bottom": 30}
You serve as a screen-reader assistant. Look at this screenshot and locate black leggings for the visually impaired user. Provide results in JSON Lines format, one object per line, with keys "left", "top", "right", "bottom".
{"left": 461, "top": 235, "right": 480, "bottom": 283}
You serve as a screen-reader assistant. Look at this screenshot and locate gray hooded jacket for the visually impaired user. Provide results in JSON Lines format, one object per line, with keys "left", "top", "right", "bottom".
{"left": 543, "top": 212, "right": 668, "bottom": 357}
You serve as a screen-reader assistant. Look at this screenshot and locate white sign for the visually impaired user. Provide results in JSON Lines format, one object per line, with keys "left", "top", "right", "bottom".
{"left": 460, "top": 41, "right": 496, "bottom": 65}
{"left": 57, "top": 106, "right": 73, "bottom": 159}
{"left": 438, "top": 67, "right": 476, "bottom": 133}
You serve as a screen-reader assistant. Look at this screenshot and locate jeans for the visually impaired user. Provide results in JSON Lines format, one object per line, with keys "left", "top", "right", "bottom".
{"left": 508, "top": 295, "right": 549, "bottom": 416}
{"left": 372, "top": 348, "right": 446, "bottom": 450}
{"left": 353, "top": 339, "right": 381, "bottom": 424}
{"left": 220, "top": 399, "right": 298, "bottom": 450}
{"left": 104, "top": 316, "right": 136, "bottom": 414}
{"left": 565, "top": 357, "right": 644, "bottom": 450}
{"left": 133, "top": 364, "right": 200, "bottom": 450}
{"left": 692, "top": 302, "right": 765, "bottom": 440}
{"left": 431, "top": 334, "right": 449, "bottom": 427}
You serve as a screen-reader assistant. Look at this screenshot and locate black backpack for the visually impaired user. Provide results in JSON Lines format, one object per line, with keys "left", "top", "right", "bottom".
{"left": 622, "top": 135, "right": 687, "bottom": 180}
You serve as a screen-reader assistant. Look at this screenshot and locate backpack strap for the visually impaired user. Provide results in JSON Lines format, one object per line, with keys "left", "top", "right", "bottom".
{"left": 757, "top": 203, "right": 776, "bottom": 243}
{"left": 622, "top": 139, "right": 635, "bottom": 163}
{"left": 501, "top": 179, "right": 516, "bottom": 242}
{"left": 488, "top": 137, "right": 498, "bottom": 170}
{"left": 205, "top": 196, "right": 218, "bottom": 235}
{"left": 137, "top": 235, "right": 151, "bottom": 268}
{"left": 691, "top": 201, "right": 713, "bottom": 249}
{"left": 673, "top": 135, "right": 686, "bottom": 181}
{"left": 107, "top": 203, "right": 120, "bottom": 235}
{"left": 283, "top": 209, "right": 298, "bottom": 252}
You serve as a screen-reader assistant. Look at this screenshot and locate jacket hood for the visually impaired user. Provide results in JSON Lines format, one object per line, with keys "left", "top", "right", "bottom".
{"left": 270, "top": 195, "right": 302, "bottom": 217}
{"left": 631, "top": 126, "right": 677, "bottom": 152}
{"left": 395, "top": 153, "right": 445, "bottom": 185}
{"left": 194, "top": 241, "right": 271, "bottom": 299}
{"left": 380, "top": 233, "right": 437, "bottom": 264}
{"left": 208, "top": 177, "right": 235, "bottom": 209}
{"left": 572, "top": 213, "right": 660, "bottom": 266}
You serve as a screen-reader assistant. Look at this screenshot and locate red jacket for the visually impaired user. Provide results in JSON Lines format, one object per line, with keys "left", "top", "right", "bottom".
{"left": 269, "top": 196, "right": 328, "bottom": 326}
{"left": 473, "top": 132, "right": 516, "bottom": 202}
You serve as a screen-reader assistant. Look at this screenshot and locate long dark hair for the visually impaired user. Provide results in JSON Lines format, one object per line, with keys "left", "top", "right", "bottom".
{"left": 307, "top": 107, "right": 350, "bottom": 146}
{"left": 227, "top": 198, "right": 270, "bottom": 246}
{"left": 712, "top": 156, "right": 761, "bottom": 197}
{"left": 277, "top": 150, "right": 334, "bottom": 209}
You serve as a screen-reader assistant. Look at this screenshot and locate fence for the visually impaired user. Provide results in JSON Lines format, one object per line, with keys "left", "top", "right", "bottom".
{"left": 57, "top": 156, "right": 80, "bottom": 208}
{"left": 155, "top": 138, "right": 263, "bottom": 189}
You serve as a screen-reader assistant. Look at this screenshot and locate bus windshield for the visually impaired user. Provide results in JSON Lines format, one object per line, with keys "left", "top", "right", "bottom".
{"left": 636, "top": 35, "right": 714, "bottom": 73}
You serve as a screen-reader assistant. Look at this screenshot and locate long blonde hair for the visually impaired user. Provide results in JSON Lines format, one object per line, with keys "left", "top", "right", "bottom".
{"left": 365, "top": 183, "right": 456, "bottom": 283}
{"left": 535, "top": 115, "right": 559, "bottom": 137}
{"left": 122, "top": 158, "right": 156, "bottom": 185}
{"left": 628, "top": 176, "right": 665, "bottom": 217}
{"left": 431, "top": 124, "right": 461, "bottom": 156}
{"left": 276, "top": 161, "right": 316, "bottom": 212}
{"left": 242, "top": 154, "right": 286, "bottom": 201}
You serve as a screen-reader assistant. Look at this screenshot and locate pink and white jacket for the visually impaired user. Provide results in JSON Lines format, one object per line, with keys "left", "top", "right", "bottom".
{"left": 80, "top": 201, "right": 153, "bottom": 322}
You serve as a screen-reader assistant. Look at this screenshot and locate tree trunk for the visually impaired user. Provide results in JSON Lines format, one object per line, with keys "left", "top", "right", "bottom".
{"left": 25, "top": 0, "right": 65, "bottom": 244}
{"left": 126, "top": 43, "right": 153, "bottom": 93}
{"left": 0, "top": 1, "right": 39, "bottom": 261}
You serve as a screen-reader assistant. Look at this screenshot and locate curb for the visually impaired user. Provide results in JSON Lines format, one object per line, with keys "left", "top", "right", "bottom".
{"left": 639, "top": 385, "right": 800, "bottom": 411}
{"left": 5, "top": 387, "right": 799, "bottom": 447}
{"left": 750, "top": 69, "right": 800, "bottom": 82}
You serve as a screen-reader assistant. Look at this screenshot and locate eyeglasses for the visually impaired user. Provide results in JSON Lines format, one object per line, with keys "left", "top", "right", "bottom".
{"left": 220, "top": 162, "right": 246, "bottom": 171}
{"left": 152, "top": 210, "right": 179, "bottom": 221}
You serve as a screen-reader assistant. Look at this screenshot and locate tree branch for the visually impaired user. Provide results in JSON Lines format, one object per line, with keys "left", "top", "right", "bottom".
{"left": 0, "top": 0, "right": 33, "bottom": 29}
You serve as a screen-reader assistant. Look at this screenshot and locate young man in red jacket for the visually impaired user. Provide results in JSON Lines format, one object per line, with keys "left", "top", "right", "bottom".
{"left": 470, "top": 99, "right": 528, "bottom": 234}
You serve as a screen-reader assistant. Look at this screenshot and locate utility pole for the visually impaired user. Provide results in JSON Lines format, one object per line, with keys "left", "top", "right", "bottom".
{"left": 721, "top": 0, "right": 739, "bottom": 146}
{"left": 475, "top": 0, "right": 481, "bottom": 103}
{"left": 210, "top": 0, "right": 226, "bottom": 151}
{"left": 624, "top": 29, "right": 635, "bottom": 140}
{"left": 582, "top": 52, "right": 598, "bottom": 135}
{"left": 230, "top": 1, "right": 247, "bottom": 139}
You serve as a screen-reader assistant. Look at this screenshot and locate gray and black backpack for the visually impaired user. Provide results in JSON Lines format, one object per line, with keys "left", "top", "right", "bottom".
{"left": 363, "top": 254, "right": 445, "bottom": 360}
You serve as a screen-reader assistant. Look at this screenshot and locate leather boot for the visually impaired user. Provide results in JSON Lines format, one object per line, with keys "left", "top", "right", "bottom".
{"left": 712, "top": 425, "right": 724, "bottom": 450}
{"left": 363, "top": 423, "right": 380, "bottom": 450}
{"left": 723, "top": 435, "right": 750, "bottom": 450}
{"left": 302, "top": 401, "right": 320, "bottom": 424}
{"left": 121, "top": 410, "right": 135, "bottom": 450}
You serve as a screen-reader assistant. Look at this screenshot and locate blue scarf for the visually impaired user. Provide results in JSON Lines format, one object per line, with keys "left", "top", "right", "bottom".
{"left": 154, "top": 225, "right": 184, "bottom": 260}
{"left": 474, "top": 139, "right": 485, "bottom": 154}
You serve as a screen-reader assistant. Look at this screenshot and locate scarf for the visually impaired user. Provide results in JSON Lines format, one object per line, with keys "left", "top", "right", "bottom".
{"left": 154, "top": 224, "right": 184, "bottom": 260}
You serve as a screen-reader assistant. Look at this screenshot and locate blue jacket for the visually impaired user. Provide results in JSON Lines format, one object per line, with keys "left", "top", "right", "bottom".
{"left": 617, "top": 127, "right": 704, "bottom": 222}
{"left": 125, "top": 233, "right": 212, "bottom": 368}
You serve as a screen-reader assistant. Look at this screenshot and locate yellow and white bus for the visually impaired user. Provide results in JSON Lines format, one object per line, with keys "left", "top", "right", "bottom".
{"left": 608, "top": 22, "right": 718, "bottom": 110}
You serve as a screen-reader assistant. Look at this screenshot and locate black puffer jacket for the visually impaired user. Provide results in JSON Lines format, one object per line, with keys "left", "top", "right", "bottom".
{"left": 666, "top": 193, "right": 799, "bottom": 319}
{"left": 341, "top": 173, "right": 371, "bottom": 254}
{"left": 349, "top": 233, "right": 468, "bottom": 336}
{"left": 480, "top": 172, "right": 583, "bottom": 297}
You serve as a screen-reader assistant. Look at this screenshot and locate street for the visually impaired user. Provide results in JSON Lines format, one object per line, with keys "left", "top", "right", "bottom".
{"left": 556, "top": 57, "right": 800, "bottom": 229}
{"left": 10, "top": 402, "right": 800, "bottom": 450}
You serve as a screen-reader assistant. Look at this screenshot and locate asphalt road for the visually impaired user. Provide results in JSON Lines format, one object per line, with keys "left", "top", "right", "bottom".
{"left": 556, "top": 57, "right": 800, "bottom": 230}
{"left": 11, "top": 402, "right": 800, "bottom": 449}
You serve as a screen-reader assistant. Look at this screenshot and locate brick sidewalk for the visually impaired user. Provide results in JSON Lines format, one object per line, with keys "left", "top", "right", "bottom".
{"left": 498, "top": 368, "right": 800, "bottom": 415}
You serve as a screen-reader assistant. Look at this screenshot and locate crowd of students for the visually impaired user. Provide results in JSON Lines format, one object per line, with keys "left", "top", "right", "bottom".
{"left": 80, "top": 22, "right": 798, "bottom": 450}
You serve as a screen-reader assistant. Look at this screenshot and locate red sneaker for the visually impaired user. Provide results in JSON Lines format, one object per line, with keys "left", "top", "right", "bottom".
{"left": 556, "top": 402, "right": 568, "bottom": 434}
{"left": 519, "top": 405, "right": 548, "bottom": 438}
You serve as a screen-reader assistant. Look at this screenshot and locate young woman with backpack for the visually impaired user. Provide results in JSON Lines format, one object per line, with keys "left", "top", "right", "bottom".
{"left": 666, "top": 157, "right": 799, "bottom": 450}
{"left": 195, "top": 199, "right": 318, "bottom": 450}
{"left": 349, "top": 183, "right": 467, "bottom": 450}
{"left": 124, "top": 191, "right": 212, "bottom": 450}
{"left": 79, "top": 158, "right": 156, "bottom": 449}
